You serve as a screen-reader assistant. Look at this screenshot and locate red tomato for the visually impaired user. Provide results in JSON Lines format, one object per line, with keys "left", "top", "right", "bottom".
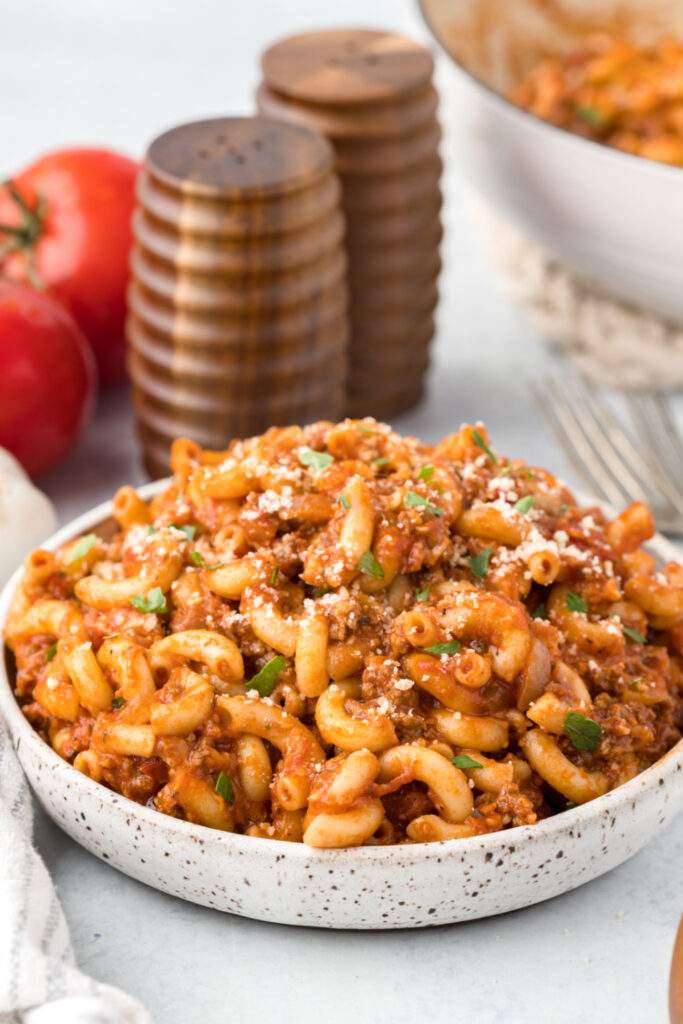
{"left": 0, "top": 148, "right": 139, "bottom": 387}
{"left": 0, "top": 283, "right": 96, "bottom": 478}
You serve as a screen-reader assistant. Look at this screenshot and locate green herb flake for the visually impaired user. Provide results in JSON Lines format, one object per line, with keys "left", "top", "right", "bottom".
{"left": 623, "top": 626, "right": 647, "bottom": 645}
{"left": 111, "top": 696, "right": 125, "bottom": 709}
{"left": 559, "top": 503, "right": 570, "bottom": 514}
{"left": 358, "top": 551, "right": 384, "bottom": 579}
{"left": 565, "top": 591, "right": 588, "bottom": 614}
{"left": 312, "top": 586, "right": 331, "bottom": 599}
{"left": 564, "top": 711, "right": 602, "bottom": 752}
{"left": 131, "top": 587, "right": 168, "bottom": 615}
{"left": 339, "top": 494, "right": 351, "bottom": 510}
{"left": 417, "top": 465, "right": 435, "bottom": 482}
{"left": 425, "top": 640, "right": 461, "bottom": 656}
{"left": 452, "top": 754, "right": 483, "bottom": 770}
{"left": 404, "top": 490, "right": 444, "bottom": 517}
{"left": 372, "top": 457, "right": 390, "bottom": 468}
{"left": 576, "top": 105, "right": 606, "bottom": 127}
{"left": 532, "top": 603, "right": 547, "bottom": 620}
{"left": 46, "top": 642, "right": 58, "bottom": 662}
{"left": 415, "top": 586, "right": 431, "bottom": 602}
{"left": 472, "top": 429, "right": 498, "bottom": 464}
{"left": 298, "top": 447, "right": 334, "bottom": 474}
{"left": 68, "top": 533, "right": 97, "bottom": 563}
{"left": 468, "top": 547, "right": 493, "bottom": 579}
{"left": 270, "top": 566, "right": 280, "bottom": 586}
{"left": 514, "top": 495, "right": 535, "bottom": 514}
{"left": 147, "top": 526, "right": 157, "bottom": 535}
{"left": 247, "top": 654, "right": 286, "bottom": 698}
{"left": 215, "top": 771, "right": 235, "bottom": 804}
{"left": 189, "top": 551, "right": 207, "bottom": 568}
{"left": 173, "top": 524, "right": 196, "bottom": 541}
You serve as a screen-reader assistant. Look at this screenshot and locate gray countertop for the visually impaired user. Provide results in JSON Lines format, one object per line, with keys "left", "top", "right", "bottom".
{"left": 7, "top": 1, "right": 681, "bottom": 1021}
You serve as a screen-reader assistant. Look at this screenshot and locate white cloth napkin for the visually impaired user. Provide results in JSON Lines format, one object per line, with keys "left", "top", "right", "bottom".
{"left": 0, "top": 718, "right": 151, "bottom": 1024}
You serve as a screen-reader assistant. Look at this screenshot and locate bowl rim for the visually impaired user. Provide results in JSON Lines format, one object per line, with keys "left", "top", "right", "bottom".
{"left": 1, "top": 479, "right": 682, "bottom": 863}
{"left": 417, "top": 0, "right": 683, "bottom": 186}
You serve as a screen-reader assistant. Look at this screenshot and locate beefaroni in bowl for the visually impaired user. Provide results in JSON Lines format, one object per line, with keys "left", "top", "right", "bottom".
{"left": 1, "top": 418, "right": 682, "bottom": 927}
{"left": 418, "top": 0, "right": 683, "bottom": 323}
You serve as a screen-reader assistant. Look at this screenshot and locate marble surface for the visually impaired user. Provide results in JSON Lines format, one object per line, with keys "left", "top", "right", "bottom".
{"left": 5, "top": 1, "right": 682, "bottom": 1021}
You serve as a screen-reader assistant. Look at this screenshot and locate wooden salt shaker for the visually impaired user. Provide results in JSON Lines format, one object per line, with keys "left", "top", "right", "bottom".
{"left": 127, "top": 116, "right": 349, "bottom": 477}
{"left": 258, "top": 29, "right": 442, "bottom": 420}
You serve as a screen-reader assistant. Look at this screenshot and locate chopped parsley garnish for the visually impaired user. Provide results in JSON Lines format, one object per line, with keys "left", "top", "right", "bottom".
{"left": 514, "top": 495, "right": 535, "bottom": 514}
{"left": 564, "top": 711, "right": 602, "bottom": 752}
{"left": 532, "top": 603, "right": 547, "bottom": 620}
{"left": 190, "top": 551, "right": 226, "bottom": 570}
{"left": 417, "top": 465, "right": 435, "bottom": 482}
{"left": 452, "top": 754, "right": 483, "bottom": 770}
{"left": 298, "top": 447, "right": 334, "bottom": 474}
{"left": 372, "top": 457, "right": 390, "bottom": 467}
{"left": 559, "top": 503, "right": 569, "bottom": 514}
{"left": 425, "top": 640, "right": 461, "bottom": 656}
{"left": 472, "top": 429, "right": 498, "bottom": 464}
{"left": 131, "top": 587, "right": 168, "bottom": 615}
{"left": 576, "top": 105, "right": 606, "bottom": 127}
{"left": 415, "top": 586, "right": 431, "bottom": 602}
{"left": 270, "top": 566, "right": 280, "bottom": 585}
{"left": 111, "top": 696, "right": 125, "bottom": 709}
{"left": 147, "top": 526, "right": 157, "bottom": 535}
{"left": 468, "top": 547, "right": 493, "bottom": 579}
{"left": 565, "top": 591, "right": 588, "bottom": 614}
{"left": 68, "top": 533, "right": 97, "bottom": 563}
{"left": 358, "top": 551, "right": 384, "bottom": 579}
{"left": 404, "top": 491, "right": 444, "bottom": 517}
{"left": 312, "top": 586, "right": 331, "bottom": 598}
{"left": 46, "top": 642, "right": 57, "bottom": 662}
{"left": 623, "top": 626, "right": 647, "bottom": 644}
{"left": 339, "top": 494, "right": 351, "bottom": 510}
{"left": 247, "top": 655, "right": 286, "bottom": 698}
{"left": 215, "top": 771, "right": 235, "bottom": 804}
{"left": 173, "top": 524, "right": 196, "bottom": 541}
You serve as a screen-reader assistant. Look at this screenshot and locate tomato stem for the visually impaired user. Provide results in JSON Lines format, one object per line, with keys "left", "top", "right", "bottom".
{"left": 0, "top": 179, "right": 46, "bottom": 288}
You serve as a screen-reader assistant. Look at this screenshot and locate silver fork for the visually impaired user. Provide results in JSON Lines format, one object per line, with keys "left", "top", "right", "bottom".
{"left": 531, "top": 375, "right": 683, "bottom": 535}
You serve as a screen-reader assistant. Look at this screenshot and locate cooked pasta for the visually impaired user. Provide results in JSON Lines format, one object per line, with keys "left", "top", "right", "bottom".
{"left": 512, "top": 35, "right": 683, "bottom": 167}
{"left": 5, "top": 419, "right": 682, "bottom": 847}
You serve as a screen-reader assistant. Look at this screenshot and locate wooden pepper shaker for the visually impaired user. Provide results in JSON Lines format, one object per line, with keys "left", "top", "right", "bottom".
{"left": 127, "top": 116, "right": 349, "bottom": 477}
{"left": 258, "top": 29, "right": 442, "bottom": 420}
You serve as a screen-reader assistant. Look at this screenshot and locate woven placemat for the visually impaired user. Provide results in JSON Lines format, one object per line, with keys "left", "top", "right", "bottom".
{"left": 472, "top": 198, "right": 683, "bottom": 391}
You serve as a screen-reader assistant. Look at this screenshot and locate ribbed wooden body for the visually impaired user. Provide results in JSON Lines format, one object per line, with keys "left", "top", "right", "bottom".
{"left": 258, "top": 29, "right": 442, "bottom": 419}
{"left": 127, "top": 117, "right": 349, "bottom": 477}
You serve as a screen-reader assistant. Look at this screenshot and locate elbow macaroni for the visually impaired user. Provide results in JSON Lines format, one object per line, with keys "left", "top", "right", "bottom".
{"left": 5, "top": 419, "right": 682, "bottom": 847}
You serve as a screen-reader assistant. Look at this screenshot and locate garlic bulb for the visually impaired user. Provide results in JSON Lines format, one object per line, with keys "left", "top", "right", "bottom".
{"left": 0, "top": 447, "right": 57, "bottom": 588}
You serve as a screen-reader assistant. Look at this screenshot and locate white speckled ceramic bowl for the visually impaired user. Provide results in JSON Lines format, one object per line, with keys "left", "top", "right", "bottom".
{"left": 1, "top": 483, "right": 682, "bottom": 929}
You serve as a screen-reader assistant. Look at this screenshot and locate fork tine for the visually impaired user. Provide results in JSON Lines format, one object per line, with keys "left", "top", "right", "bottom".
{"left": 627, "top": 393, "right": 683, "bottom": 503}
{"left": 532, "top": 379, "right": 627, "bottom": 507}
{"left": 571, "top": 376, "right": 674, "bottom": 508}
{"left": 550, "top": 376, "right": 658, "bottom": 505}
{"left": 535, "top": 376, "right": 683, "bottom": 533}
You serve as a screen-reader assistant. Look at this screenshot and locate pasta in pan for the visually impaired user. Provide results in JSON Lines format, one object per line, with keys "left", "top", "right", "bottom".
{"left": 5, "top": 419, "right": 682, "bottom": 847}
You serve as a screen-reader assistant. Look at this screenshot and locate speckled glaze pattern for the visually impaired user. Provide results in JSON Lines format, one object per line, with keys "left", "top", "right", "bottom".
{"left": 1, "top": 484, "right": 682, "bottom": 929}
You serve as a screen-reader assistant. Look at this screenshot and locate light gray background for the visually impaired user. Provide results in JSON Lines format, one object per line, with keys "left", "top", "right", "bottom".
{"left": 4, "top": 2, "right": 681, "bottom": 1021}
